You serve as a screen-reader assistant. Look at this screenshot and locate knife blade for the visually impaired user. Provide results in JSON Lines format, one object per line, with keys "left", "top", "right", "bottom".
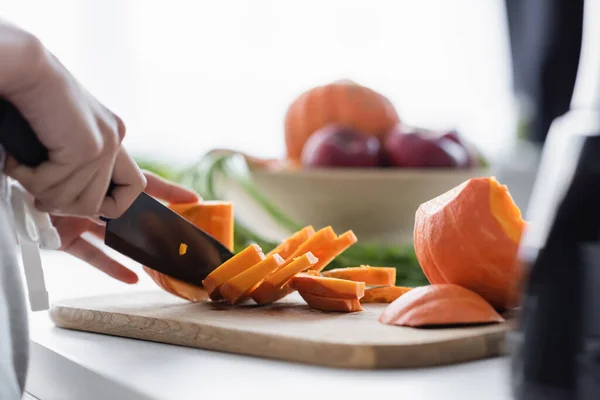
{"left": 0, "top": 98, "right": 234, "bottom": 286}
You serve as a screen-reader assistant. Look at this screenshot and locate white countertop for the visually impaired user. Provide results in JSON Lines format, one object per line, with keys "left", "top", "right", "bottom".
{"left": 24, "top": 250, "right": 517, "bottom": 400}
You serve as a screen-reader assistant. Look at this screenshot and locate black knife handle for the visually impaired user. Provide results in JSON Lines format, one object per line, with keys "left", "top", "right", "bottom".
{"left": 0, "top": 98, "right": 116, "bottom": 198}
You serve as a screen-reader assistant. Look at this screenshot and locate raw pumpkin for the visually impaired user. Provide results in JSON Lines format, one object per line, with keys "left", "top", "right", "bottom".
{"left": 143, "top": 200, "right": 234, "bottom": 302}
{"left": 284, "top": 80, "right": 400, "bottom": 162}
{"left": 321, "top": 265, "right": 396, "bottom": 286}
{"left": 202, "top": 244, "right": 265, "bottom": 301}
{"left": 379, "top": 283, "right": 504, "bottom": 327}
{"left": 290, "top": 273, "right": 365, "bottom": 299}
{"left": 361, "top": 286, "right": 412, "bottom": 304}
{"left": 267, "top": 225, "right": 315, "bottom": 259}
{"left": 168, "top": 201, "right": 234, "bottom": 251}
{"left": 310, "top": 230, "right": 358, "bottom": 272}
{"left": 219, "top": 253, "right": 285, "bottom": 305}
{"left": 299, "top": 291, "right": 363, "bottom": 313}
{"left": 413, "top": 177, "right": 526, "bottom": 310}
{"left": 251, "top": 252, "right": 318, "bottom": 305}
{"left": 279, "top": 226, "right": 336, "bottom": 269}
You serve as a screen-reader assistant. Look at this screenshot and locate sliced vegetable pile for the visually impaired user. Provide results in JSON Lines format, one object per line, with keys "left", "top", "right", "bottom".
{"left": 137, "top": 151, "right": 429, "bottom": 288}
{"left": 139, "top": 156, "right": 523, "bottom": 328}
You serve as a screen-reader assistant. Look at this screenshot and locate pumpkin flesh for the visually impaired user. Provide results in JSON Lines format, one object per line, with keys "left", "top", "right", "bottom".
{"left": 219, "top": 254, "right": 285, "bottom": 305}
{"left": 413, "top": 177, "right": 525, "bottom": 310}
{"left": 290, "top": 273, "right": 365, "bottom": 299}
{"left": 379, "top": 283, "right": 504, "bottom": 327}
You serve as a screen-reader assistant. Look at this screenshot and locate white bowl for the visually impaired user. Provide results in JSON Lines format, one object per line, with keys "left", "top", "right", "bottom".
{"left": 217, "top": 164, "right": 490, "bottom": 246}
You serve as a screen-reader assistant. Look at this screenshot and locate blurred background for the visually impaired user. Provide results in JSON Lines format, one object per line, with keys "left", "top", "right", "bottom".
{"left": 0, "top": 0, "right": 587, "bottom": 296}
{"left": 2, "top": 0, "right": 516, "bottom": 163}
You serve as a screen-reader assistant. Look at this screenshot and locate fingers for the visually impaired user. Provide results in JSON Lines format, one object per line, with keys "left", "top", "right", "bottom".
{"left": 64, "top": 236, "right": 138, "bottom": 284}
{"left": 99, "top": 147, "right": 146, "bottom": 219}
{"left": 143, "top": 170, "right": 200, "bottom": 204}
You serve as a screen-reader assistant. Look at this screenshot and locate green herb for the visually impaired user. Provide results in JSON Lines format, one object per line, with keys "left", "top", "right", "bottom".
{"left": 136, "top": 151, "right": 428, "bottom": 287}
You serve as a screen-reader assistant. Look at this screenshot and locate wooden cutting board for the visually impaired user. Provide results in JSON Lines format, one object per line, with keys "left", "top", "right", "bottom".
{"left": 49, "top": 290, "right": 516, "bottom": 369}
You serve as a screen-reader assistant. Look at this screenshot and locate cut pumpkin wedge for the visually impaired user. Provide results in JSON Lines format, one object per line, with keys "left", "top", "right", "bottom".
{"left": 251, "top": 252, "right": 318, "bottom": 305}
{"left": 310, "top": 230, "right": 358, "bottom": 272}
{"left": 299, "top": 291, "right": 363, "bottom": 313}
{"left": 290, "top": 273, "right": 365, "bottom": 299}
{"left": 220, "top": 253, "right": 285, "bottom": 305}
{"left": 321, "top": 265, "right": 396, "bottom": 286}
{"left": 361, "top": 286, "right": 412, "bottom": 304}
{"left": 267, "top": 226, "right": 315, "bottom": 259}
{"left": 202, "top": 244, "right": 265, "bottom": 301}
{"left": 279, "top": 226, "right": 336, "bottom": 269}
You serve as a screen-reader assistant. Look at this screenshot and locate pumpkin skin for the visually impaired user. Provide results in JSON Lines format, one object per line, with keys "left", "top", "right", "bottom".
{"left": 413, "top": 177, "right": 525, "bottom": 311}
{"left": 284, "top": 80, "right": 400, "bottom": 162}
{"left": 379, "top": 283, "right": 504, "bottom": 327}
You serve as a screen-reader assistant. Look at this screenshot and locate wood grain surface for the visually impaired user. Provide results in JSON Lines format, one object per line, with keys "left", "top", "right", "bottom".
{"left": 49, "top": 290, "right": 515, "bottom": 369}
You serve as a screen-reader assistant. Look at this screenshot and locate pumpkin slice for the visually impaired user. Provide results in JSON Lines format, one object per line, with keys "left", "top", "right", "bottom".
{"left": 279, "top": 226, "right": 337, "bottom": 269}
{"left": 168, "top": 201, "right": 234, "bottom": 251}
{"left": 299, "top": 291, "right": 363, "bottom": 313}
{"left": 251, "top": 252, "right": 318, "bottom": 305}
{"left": 290, "top": 273, "right": 365, "bottom": 299}
{"left": 414, "top": 177, "right": 525, "bottom": 310}
{"left": 267, "top": 225, "right": 315, "bottom": 259}
{"left": 361, "top": 286, "right": 412, "bottom": 304}
{"left": 310, "top": 230, "right": 358, "bottom": 272}
{"left": 143, "top": 200, "right": 234, "bottom": 302}
{"left": 142, "top": 269, "right": 210, "bottom": 302}
{"left": 202, "top": 244, "right": 265, "bottom": 301}
{"left": 219, "top": 254, "right": 285, "bottom": 305}
{"left": 379, "top": 283, "right": 505, "bottom": 327}
{"left": 321, "top": 265, "right": 396, "bottom": 286}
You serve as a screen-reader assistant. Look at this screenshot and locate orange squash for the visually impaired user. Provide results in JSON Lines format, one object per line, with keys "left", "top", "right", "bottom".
{"left": 299, "top": 292, "right": 363, "bottom": 313}
{"left": 290, "top": 273, "right": 365, "bottom": 299}
{"left": 168, "top": 201, "right": 234, "bottom": 251}
{"left": 413, "top": 177, "right": 526, "bottom": 310}
{"left": 310, "top": 230, "right": 358, "bottom": 272}
{"left": 143, "top": 200, "right": 234, "bottom": 302}
{"left": 361, "top": 286, "right": 412, "bottom": 304}
{"left": 202, "top": 244, "right": 265, "bottom": 301}
{"left": 379, "top": 283, "right": 504, "bottom": 327}
{"left": 267, "top": 225, "right": 315, "bottom": 259}
{"left": 321, "top": 266, "right": 396, "bottom": 286}
{"left": 251, "top": 252, "right": 318, "bottom": 305}
{"left": 219, "top": 254, "right": 285, "bottom": 305}
{"left": 279, "top": 226, "right": 337, "bottom": 269}
{"left": 284, "top": 80, "right": 400, "bottom": 162}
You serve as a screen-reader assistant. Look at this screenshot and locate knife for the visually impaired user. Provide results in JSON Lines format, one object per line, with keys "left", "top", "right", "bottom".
{"left": 0, "top": 98, "right": 234, "bottom": 286}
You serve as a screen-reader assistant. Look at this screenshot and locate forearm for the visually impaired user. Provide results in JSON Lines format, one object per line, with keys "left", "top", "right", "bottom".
{"left": 0, "top": 19, "right": 47, "bottom": 97}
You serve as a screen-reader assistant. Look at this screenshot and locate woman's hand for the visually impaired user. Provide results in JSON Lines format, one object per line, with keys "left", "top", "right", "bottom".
{"left": 1, "top": 20, "right": 146, "bottom": 219}
{"left": 50, "top": 171, "right": 199, "bottom": 283}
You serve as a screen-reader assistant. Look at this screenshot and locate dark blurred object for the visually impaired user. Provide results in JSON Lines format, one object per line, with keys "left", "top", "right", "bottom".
{"left": 505, "top": 0, "right": 584, "bottom": 144}
{"left": 509, "top": 0, "right": 600, "bottom": 398}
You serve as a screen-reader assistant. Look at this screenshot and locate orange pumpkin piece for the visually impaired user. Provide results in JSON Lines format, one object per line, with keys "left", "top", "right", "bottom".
{"left": 413, "top": 177, "right": 526, "bottom": 310}
{"left": 142, "top": 270, "right": 210, "bottom": 302}
{"left": 219, "top": 254, "right": 285, "bottom": 305}
{"left": 284, "top": 79, "right": 400, "bottom": 162}
{"left": 278, "top": 226, "right": 337, "bottom": 269}
{"left": 379, "top": 283, "right": 504, "bottom": 327}
{"left": 299, "top": 292, "right": 363, "bottom": 313}
{"left": 361, "top": 286, "right": 412, "bottom": 304}
{"left": 251, "top": 252, "right": 318, "bottom": 305}
{"left": 310, "top": 230, "right": 358, "bottom": 272}
{"left": 267, "top": 225, "right": 315, "bottom": 259}
{"left": 202, "top": 244, "right": 265, "bottom": 301}
{"left": 168, "top": 201, "right": 234, "bottom": 251}
{"left": 290, "top": 273, "right": 365, "bottom": 299}
{"left": 321, "top": 266, "right": 396, "bottom": 286}
{"left": 143, "top": 200, "right": 234, "bottom": 302}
